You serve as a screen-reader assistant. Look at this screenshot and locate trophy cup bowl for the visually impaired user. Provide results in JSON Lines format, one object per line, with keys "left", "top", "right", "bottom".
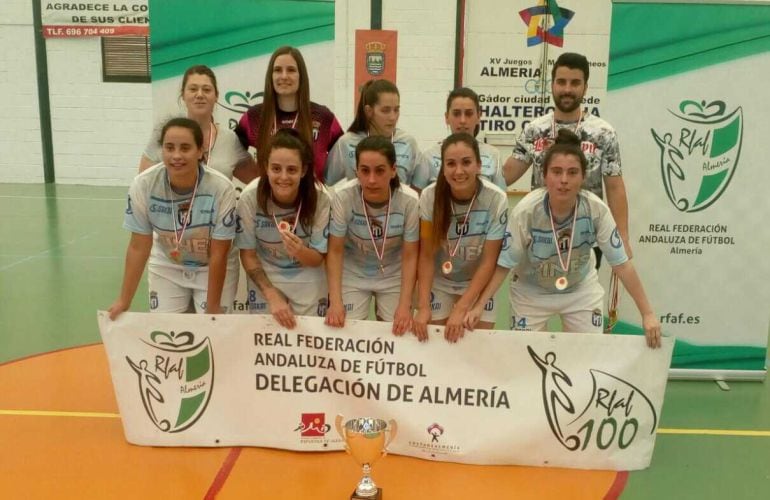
{"left": 335, "top": 415, "right": 397, "bottom": 499}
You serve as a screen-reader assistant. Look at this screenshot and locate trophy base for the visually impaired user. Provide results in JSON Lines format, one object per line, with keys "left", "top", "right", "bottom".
{"left": 351, "top": 487, "right": 382, "bottom": 500}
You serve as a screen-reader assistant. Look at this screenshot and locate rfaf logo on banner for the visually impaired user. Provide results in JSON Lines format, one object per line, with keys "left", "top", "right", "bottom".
{"left": 527, "top": 346, "right": 658, "bottom": 453}
{"left": 519, "top": 0, "right": 575, "bottom": 47}
{"left": 651, "top": 100, "right": 743, "bottom": 212}
{"left": 294, "top": 413, "right": 331, "bottom": 437}
{"left": 126, "top": 330, "right": 214, "bottom": 433}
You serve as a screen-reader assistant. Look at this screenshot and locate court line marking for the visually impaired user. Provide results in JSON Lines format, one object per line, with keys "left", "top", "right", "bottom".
{"left": 657, "top": 428, "right": 770, "bottom": 437}
{"left": 0, "top": 195, "right": 124, "bottom": 201}
{"left": 1, "top": 410, "right": 768, "bottom": 438}
{"left": 0, "top": 410, "right": 120, "bottom": 418}
{"left": 0, "top": 229, "right": 99, "bottom": 272}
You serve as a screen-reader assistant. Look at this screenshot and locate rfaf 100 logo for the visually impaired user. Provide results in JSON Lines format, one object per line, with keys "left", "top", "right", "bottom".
{"left": 651, "top": 99, "right": 743, "bottom": 212}
{"left": 528, "top": 347, "right": 658, "bottom": 453}
{"left": 126, "top": 330, "right": 214, "bottom": 433}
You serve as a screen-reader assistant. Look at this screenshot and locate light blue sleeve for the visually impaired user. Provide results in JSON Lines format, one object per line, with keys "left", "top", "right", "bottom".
{"left": 410, "top": 149, "right": 432, "bottom": 189}
{"left": 324, "top": 137, "right": 348, "bottom": 185}
{"left": 497, "top": 206, "right": 524, "bottom": 269}
{"left": 309, "top": 189, "right": 331, "bottom": 253}
{"left": 329, "top": 186, "right": 351, "bottom": 237}
{"left": 211, "top": 182, "right": 237, "bottom": 240}
{"left": 122, "top": 179, "right": 152, "bottom": 235}
{"left": 403, "top": 194, "right": 420, "bottom": 242}
{"left": 485, "top": 190, "right": 509, "bottom": 240}
{"left": 234, "top": 182, "right": 259, "bottom": 249}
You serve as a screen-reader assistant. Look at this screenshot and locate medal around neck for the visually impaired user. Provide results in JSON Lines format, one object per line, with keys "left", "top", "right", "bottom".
{"left": 555, "top": 276, "right": 569, "bottom": 290}
{"left": 277, "top": 220, "right": 291, "bottom": 232}
{"left": 335, "top": 415, "right": 397, "bottom": 500}
{"left": 441, "top": 260, "right": 453, "bottom": 275}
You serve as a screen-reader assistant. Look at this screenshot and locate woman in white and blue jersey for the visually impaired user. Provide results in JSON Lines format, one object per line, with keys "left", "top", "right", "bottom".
{"left": 324, "top": 79, "right": 427, "bottom": 191}
{"left": 325, "top": 135, "right": 420, "bottom": 335}
{"left": 413, "top": 87, "right": 506, "bottom": 190}
{"left": 236, "top": 129, "right": 330, "bottom": 329}
{"left": 466, "top": 129, "right": 663, "bottom": 348}
{"left": 109, "top": 117, "right": 237, "bottom": 319}
{"left": 414, "top": 133, "right": 508, "bottom": 342}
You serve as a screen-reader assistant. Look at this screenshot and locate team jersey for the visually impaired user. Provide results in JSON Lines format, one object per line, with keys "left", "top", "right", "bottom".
{"left": 143, "top": 120, "right": 250, "bottom": 180}
{"left": 329, "top": 179, "right": 420, "bottom": 284}
{"left": 235, "top": 178, "right": 330, "bottom": 283}
{"left": 511, "top": 112, "right": 622, "bottom": 199}
{"left": 124, "top": 163, "right": 237, "bottom": 269}
{"left": 498, "top": 188, "right": 628, "bottom": 293}
{"left": 419, "top": 179, "right": 508, "bottom": 292}
{"left": 235, "top": 102, "right": 344, "bottom": 180}
{"left": 414, "top": 141, "right": 506, "bottom": 190}
{"left": 324, "top": 129, "right": 428, "bottom": 187}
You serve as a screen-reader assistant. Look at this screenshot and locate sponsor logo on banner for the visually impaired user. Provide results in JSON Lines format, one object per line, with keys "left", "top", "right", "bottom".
{"left": 651, "top": 99, "right": 743, "bottom": 212}
{"left": 409, "top": 421, "right": 461, "bottom": 456}
{"left": 528, "top": 346, "right": 658, "bottom": 452}
{"left": 294, "top": 413, "right": 331, "bottom": 437}
{"left": 126, "top": 330, "right": 214, "bottom": 433}
{"left": 365, "top": 41, "right": 386, "bottom": 76}
{"left": 519, "top": 0, "right": 575, "bottom": 47}
{"left": 427, "top": 422, "right": 444, "bottom": 443}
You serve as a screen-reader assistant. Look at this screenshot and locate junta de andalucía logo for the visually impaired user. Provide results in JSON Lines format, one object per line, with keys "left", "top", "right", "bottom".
{"left": 651, "top": 99, "right": 742, "bottom": 212}
{"left": 126, "top": 330, "right": 214, "bottom": 433}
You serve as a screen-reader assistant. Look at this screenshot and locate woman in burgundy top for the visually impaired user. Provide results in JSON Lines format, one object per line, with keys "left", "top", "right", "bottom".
{"left": 235, "top": 46, "right": 343, "bottom": 180}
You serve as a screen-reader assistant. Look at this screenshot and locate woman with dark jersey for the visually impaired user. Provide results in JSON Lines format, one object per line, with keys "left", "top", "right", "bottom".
{"left": 235, "top": 46, "right": 343, "bottom": 180}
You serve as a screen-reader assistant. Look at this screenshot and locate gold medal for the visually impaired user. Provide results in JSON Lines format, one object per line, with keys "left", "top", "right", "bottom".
{"left": 441, "top": 260, "right": 453, "bottom": 275}
{"left": 555, "top": 276, "right": 568, "bottom": 290}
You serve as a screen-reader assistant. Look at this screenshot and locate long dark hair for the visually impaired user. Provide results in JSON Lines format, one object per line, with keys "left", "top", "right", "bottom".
{"left": 355, "top": 135, "right": 401, "bottom": 191}
{"left": 348, "top": 79, "right": 400, "bottom": 133}
{"left": 257, "top": 129, "right": 318, "bottom": 233}
{"left": 255, "top": 46, "right": 314, "bottom": 174}
{"left": 432, "top": 133, "right": 481, "bottom": 249}
{"left": 543, "top": 129, "right": 587, "bottom": 176}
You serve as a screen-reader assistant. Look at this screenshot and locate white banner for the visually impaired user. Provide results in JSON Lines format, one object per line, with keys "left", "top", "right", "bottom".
{"left": 98, "top": 312, "right": 673, "bottom": 471}
{"left": 42, "top": 1, "right": 149, "bottom": 38}
{"left": 462, "top": 0, "right": 612, "bottom": 191}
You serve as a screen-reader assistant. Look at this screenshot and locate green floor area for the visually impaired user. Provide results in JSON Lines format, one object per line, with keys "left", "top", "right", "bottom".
{"left": 1, "top": 183, "right": 769, "bottom": 499}
{"left": 0, "top": 184, "right": 146, "bottom": 363}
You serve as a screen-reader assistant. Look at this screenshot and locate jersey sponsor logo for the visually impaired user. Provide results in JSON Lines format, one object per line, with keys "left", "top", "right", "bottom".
{"left": 222, "top": 207, "right": 236, "bottom": 228}
{"left": 592, "top": 309, "right": 603, "bottom": 328}
{"left": 125, "top": 194, "right": 133, "bottom": 215}
{"left": 651, "top": 99, "right": 742, "bottom": 212}
{"left": 483, "top": 297, "right": 495, "bottom": 312}
{"left": 149, "top": 291, "right": 159, "bottom": 310}
{"left": 610, "top": 228, "right": 623, "bottom": 249}
{"left": 316, "top": 296, "right": 329, "bottom": 317}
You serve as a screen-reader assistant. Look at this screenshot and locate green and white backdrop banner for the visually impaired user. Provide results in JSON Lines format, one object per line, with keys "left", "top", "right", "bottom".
{"left": 605, "top": 1, "right": 770, "bottom": 378}
{"left": 148, "top": 0, "right": 335, "bottom": 133}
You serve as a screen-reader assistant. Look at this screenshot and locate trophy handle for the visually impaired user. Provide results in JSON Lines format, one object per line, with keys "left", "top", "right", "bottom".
{"left": 334, "top": 414, "right": 348, "bottom": 451}
{"left": 382, "top": 419, "right": 398, "bottom": 458}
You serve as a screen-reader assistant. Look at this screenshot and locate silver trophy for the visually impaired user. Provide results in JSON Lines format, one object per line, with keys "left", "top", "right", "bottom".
{"left": 335, "top": 415, "right": 398, "bottom": 499}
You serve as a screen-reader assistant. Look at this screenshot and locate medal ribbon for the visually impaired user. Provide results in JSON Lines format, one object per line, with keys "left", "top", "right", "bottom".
{"left": 548, "top": 196, "right": 578, "bottom": 275}
{"left": 168, "top": 169, "right": 200, "bottom": 260}
{"left": 447, "top": 189, "right": 478, "bottom": 259}
{"left": 551, "top": 109, "right": 583, "bottom": 139}
{"left": 271, "top": 199, "right": 302, "bottom": 234}
{"left": 272, "top": 111, "right": 299, "bottom": 135}
{"left": 361, "top": 186, "right": 391, "bottom": 272}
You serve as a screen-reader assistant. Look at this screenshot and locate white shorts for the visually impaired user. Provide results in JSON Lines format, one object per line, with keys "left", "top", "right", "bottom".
{"left": 429, "top": 288, "right": 497, "bottom": 323}
{"left": 247, "top": 278, "right": 329, "bottom": 317}
{"left": 148, "top": 260, "right": 239, "bottom": 314}
{"left": 341, "top": 275, "right": 404, "bottom": 321}
{"left": 509, "top": 274, "right": 604, "bottom": 333}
